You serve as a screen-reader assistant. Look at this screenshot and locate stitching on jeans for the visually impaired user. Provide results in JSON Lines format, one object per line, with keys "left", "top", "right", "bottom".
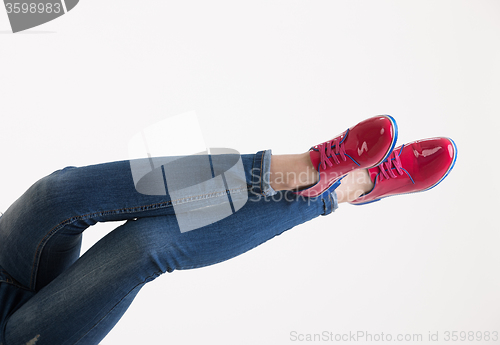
{"left": 170, "top": 187, "right": 249, "bottom": 205}
{"left": 178, "top": 225, "right": 282, "bottom": 270}
{"left": 171, "top": 187, "right": 248, "bottom": 202}
{"left": 0, "top": 269, "right": 31, "bottom": 290}
{"left": 0, "top": 278, "right": 29, "bottom": 290}
{"left": 26, "top": 155, "right": 257, "bottom": 290}
{"left": 29, "top": 202, "right": 172, "bottom": 289}
{"left": 28, "top": 186, "right": 252, "bottom": 290}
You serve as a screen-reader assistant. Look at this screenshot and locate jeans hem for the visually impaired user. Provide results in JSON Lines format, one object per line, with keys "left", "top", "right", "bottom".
{"left": 321, "top": 190, "right": 339, "bottom": 216}
{"left": 251, "top": 150, "right": 277, "bottom": 197}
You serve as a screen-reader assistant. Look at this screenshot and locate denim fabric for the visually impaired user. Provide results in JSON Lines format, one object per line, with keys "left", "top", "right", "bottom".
{"left": 0, "top": 150, "right": 337, "bottom": 345}
{"left": 260, "top": 149, "right": 278, "bottom": 196}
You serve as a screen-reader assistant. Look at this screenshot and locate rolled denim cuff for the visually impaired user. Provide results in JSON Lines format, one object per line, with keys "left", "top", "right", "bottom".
{"left": 250, "top": 149, "right": 277, "bottom": 197}
{"left": 261, "top": 149, "right": 277, "bottom": 196}
{"left": 330, "top": 190, "right": 339, "bottom": 212}
{"left": 320, "top": 190, "right": 339, "bottom": 216}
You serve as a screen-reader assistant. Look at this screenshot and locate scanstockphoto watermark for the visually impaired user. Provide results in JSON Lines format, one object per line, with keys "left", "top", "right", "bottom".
{"left": 289, "top": 330, "right": 499, "bottom": 342}
{"left": 290, "top": 331, "right": 424, "bottom": 342}
{"left": 3, "top": 0, "right": 80, "bottom": 33}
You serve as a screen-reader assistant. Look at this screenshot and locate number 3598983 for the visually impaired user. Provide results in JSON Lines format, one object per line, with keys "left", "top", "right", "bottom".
{"left": 5, "top": 3, "right": 62, "bottom": 14}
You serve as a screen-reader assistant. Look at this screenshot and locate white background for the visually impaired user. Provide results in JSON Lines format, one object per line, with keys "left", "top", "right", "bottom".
{"left": 1, "top": 1, "right": 499, "bottom": 344}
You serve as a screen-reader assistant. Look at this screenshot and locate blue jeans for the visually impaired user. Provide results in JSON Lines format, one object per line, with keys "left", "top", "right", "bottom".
{"left": 0, "top": 150, "right": 338, "bottom": 345}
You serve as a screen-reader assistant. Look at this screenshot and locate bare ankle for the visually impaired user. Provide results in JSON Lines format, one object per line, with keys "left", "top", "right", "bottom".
{"left": 270, "top": 152, "right": 319, "bottom": 191}
{"left": 335, "top": 169, "right": 374, "bottom": 203}
{"left": 292, "top": 152, "right": 319, "bottom": 190}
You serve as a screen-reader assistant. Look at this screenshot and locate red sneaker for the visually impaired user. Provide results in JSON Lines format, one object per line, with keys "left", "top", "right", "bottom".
{"left": 350, "top": 137, "right": 457, "bottom": 205}
{"left": 294, "top": 115, "right": 398, "bottom": 197}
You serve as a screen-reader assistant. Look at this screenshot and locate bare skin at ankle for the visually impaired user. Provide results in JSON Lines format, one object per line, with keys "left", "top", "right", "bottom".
{"left": 269, "top": 152, "right": 374, "bottom": 203}
{"left": 335, "top": 169, "right": 374, "bottom": 203}
{"left": 270, "top": 152, "right": 319, "bottom": 191}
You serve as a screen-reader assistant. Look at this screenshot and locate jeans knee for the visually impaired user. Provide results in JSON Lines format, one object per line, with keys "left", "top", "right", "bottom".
{"left": 111, "top": 218, "right": 182, "bottom": 278}
{"left": 24, "top": 169, "right": 68, "bottom": 211}
{"left": 29, "top": 166, "right": 88, "bottom": 217}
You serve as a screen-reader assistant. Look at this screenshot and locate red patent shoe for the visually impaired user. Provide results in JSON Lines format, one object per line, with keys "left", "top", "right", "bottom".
{"left": 350, "top": 137, "right": 457, "bottom": 205}
{"left": 294, "top": 115, "right": 398, "bottom": 197}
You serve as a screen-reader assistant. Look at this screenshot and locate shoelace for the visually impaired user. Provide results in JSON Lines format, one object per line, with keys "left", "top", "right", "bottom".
{"left": 378, "top": 149, "right": 404, "bottom": 181}
{"left": 318, "top": 135, "right": 347, "bottom": 170}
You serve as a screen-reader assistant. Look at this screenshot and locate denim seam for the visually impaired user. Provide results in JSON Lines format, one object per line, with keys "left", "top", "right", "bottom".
{"left": 170, "top": 187, "right": 249, "bottom": 206}
{"left": 28, "top": 185, "right": 250, "bottom": 290}
{"left": 0, "top": 269, "right": 30, "bottom": 290}
{"left": 172, "top": 187, "right": 249, "bottom": 203}
{"left": 0, "top": 278, "right": 30, "bottom": 291}
{"left": 178, "top": 225, "right": 285, "bottom": 270}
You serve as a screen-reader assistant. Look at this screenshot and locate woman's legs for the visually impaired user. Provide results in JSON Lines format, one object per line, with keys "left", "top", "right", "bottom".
{"left": 1, "top": 150, "right": 340, "bottom": 344}
{"left": 0, "top": 157, "right": 177, "bottom": 293}
{"left": 5, "top": 190, "right": 335, "bottom": 344}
